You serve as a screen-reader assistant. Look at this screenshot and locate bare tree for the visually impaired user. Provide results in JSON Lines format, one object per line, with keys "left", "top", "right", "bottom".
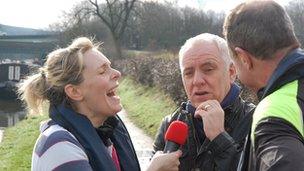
{"left": 51, "top": 0, "right": 226, "bottom": 53}
{"left": 49, "top": 1, "right": 95, "bottom": 46}
{"left": 286, "top": 0, "right": 304, "bottom": 46}
{"left": 87, "top": 0, "right": 137, "bottom": 59}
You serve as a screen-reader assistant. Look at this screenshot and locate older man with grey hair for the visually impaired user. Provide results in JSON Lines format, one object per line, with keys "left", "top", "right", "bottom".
{"left": 153, "top": 33, "right": 255, "bottom": 171}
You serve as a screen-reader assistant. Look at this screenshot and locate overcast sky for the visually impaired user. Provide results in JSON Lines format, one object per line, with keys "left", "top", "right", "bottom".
{"left": 0, "top": 0, "right": 291, "bottom": 29}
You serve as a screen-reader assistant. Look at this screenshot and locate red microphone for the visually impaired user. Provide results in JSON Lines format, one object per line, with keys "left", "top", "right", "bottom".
{"left": 164, "top": 120, "right": 188, "bottom": 153}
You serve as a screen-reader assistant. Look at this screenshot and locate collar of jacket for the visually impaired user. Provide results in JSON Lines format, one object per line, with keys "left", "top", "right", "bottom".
{"left": 258, "top": 48, "right": 304, "bottom": 100}
{"left": 96, "top": 116, "right": 119, "bottom": 145}
{"left": 49, "top": 102, "right": 118, "bottom": 171}
{"left": 185, "top": 82, "right": 241, "bottom": 114}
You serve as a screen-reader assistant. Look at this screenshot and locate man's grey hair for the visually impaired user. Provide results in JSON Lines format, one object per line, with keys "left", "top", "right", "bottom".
{"left": 179, "top": 33, "right": 232, "bottom": 71}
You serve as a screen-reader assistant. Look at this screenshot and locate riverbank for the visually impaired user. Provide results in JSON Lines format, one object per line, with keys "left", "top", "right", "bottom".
{"left": 0, "top": 115, "right": 48, "bottom": 170}
{"left": 118, "top": 78, "right": 176, "bottom": 137}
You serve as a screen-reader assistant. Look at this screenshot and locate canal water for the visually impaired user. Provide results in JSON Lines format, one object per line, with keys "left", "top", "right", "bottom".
{"left": 0, "top": 99, "right": 26, "bottom": 128}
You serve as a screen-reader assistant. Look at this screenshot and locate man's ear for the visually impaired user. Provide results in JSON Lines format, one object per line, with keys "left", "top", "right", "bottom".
{"left": 234, "top": 47, "right": 253, "bottom": 70}
{"left": 64, "top": 84, "right": 83, "bottom": 101}
{"left": 228, "top": 63, "right": 237, "bottom": 83}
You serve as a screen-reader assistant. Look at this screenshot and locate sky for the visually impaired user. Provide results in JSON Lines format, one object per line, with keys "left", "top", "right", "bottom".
{"left": 178, "top": 0, "right": 291, "bottom": 12}
{"left": 0, "top": 0, "right": 292, "bottom": 30}
{"left": 0, "top": 0, "right": 83, "bottom": 29}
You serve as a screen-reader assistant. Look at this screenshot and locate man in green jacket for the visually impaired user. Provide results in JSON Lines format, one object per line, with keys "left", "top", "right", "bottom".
{"left": 223, "top": 0, "right": 304, "bottom": 170}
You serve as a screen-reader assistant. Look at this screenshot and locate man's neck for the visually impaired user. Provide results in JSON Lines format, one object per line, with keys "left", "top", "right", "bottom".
{"left": 253, "top": 46, "right": 297, "bottom": 93}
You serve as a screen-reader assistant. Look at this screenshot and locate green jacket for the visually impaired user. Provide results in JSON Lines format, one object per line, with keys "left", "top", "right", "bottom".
{"left": 240, "top": 48, "right": 304, "bottom": 171}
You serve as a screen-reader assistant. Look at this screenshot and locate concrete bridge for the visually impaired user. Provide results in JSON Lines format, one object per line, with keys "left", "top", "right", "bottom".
{"left": 0, "top": 34, "right": 58, "bottom": 61}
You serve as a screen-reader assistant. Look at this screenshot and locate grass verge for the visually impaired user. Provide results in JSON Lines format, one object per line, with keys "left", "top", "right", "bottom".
{"left": 0, "top": 115, "right": 48, "bottom": 171}
{"left": 119, "top": 77, "right": 177, "bottom": 137}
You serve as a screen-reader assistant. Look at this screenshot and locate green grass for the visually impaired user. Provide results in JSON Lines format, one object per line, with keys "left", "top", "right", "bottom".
{"left": 0, "top": 115, "right": 48, "bottom": 171}
{"left": 119, "top": 77, "right": 177, "bottom": 137}
{"left": 124, "top": 49, "right": 178, "bottom": 59}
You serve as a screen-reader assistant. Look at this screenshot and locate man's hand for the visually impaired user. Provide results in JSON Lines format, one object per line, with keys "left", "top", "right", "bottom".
{"left": 194, "top": 100, "right": 225, "bottom": 141}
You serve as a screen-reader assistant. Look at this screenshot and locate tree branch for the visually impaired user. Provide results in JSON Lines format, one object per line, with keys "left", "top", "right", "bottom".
{"left": 88, "top": 0, "right": 112, "bottom": 28}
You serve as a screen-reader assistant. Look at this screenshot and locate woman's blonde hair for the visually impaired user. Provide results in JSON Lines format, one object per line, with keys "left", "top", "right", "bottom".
{"left": 18, "top": 37, "right": 99, "bottom": 114}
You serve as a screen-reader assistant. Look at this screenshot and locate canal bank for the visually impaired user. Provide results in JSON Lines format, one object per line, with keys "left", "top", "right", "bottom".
{"left": 0, "top": 128, "right": 3, "bottom": 143}
{"left": 0, "top": 99, "right": 26, "bottom": 143}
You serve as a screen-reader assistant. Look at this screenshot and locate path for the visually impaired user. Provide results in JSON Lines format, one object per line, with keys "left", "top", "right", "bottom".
{"left": 0, "top": 128, "right": 3, "bottom": 143}
{"left": 118, "top": 109, "right": 154, "bottom": 171}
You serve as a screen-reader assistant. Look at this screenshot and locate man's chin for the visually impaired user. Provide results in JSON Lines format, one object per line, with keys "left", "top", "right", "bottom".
{"left": 113, "top": 104, "right": 123, "bottom": 114}
{"left": 191, "top": 98, "right": 211, "bottom": 107}
{"left": 189, "top": 101, "right": 200, "bottom": 108}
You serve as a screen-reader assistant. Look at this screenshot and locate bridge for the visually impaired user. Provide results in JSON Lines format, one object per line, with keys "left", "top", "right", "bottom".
{"left": 0, "top": 34, "right": 58, "bottom": 61}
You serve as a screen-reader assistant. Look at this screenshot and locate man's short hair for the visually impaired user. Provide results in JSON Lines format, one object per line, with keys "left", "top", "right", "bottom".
{"left": 223, "top": 0, "right": 300, "bottom": 60}
{"left": 179, "top": 33, "right": 231, "bottom": 71}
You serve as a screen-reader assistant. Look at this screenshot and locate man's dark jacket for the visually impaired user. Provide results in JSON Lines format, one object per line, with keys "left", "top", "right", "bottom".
{"left": 153, "top": 84, "right": 255, "bottom": 171}
{"left": 238, "top": 48, "right": 304, "bottom": 171}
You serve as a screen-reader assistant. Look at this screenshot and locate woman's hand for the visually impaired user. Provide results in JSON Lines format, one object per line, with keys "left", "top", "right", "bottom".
{"left": 146, "top": 150, "right": 182, "bottom": 171}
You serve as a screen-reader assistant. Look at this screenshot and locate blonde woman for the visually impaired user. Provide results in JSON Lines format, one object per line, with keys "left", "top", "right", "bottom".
{"left": 19, "top": 37, "right": 181, "bottom": 171}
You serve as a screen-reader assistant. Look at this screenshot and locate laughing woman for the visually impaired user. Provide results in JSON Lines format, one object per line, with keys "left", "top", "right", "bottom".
{"left": 18, "top": 37, "right": 181, "bottom": 171}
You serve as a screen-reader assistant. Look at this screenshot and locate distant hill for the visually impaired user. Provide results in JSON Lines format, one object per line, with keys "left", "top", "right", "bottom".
{"left": 0, "top": 24, "right": 52, "bottom": 36}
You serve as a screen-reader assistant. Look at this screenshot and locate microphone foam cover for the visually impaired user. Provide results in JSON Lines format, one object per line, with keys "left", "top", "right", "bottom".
{"left": 165, "top": 120, "right": 188, "bottom": 145}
